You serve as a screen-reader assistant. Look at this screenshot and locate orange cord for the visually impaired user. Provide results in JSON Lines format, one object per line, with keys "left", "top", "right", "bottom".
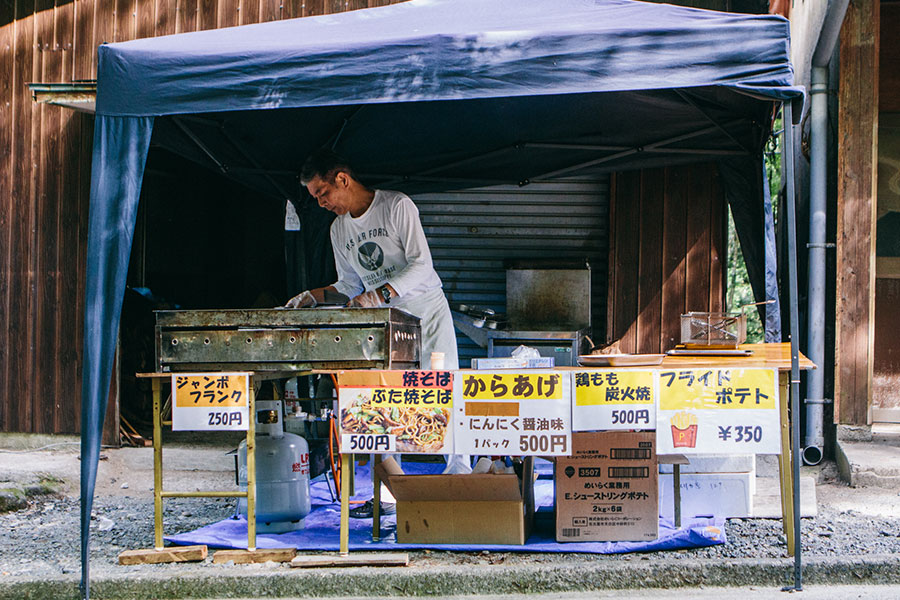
{"left": 328, "top": 414, "right": 341, "bottom": 495}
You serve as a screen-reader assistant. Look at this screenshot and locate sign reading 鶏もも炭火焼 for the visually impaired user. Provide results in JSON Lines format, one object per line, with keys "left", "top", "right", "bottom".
{"left": 572, "top": 369, "right": 656, "bottom": 431}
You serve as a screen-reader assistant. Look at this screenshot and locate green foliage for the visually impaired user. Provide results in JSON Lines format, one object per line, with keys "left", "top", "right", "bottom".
{"left": 726, "top": 119, "right": 781, "bottom": 344}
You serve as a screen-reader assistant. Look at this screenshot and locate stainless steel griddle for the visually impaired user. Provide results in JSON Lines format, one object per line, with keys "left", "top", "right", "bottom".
{"left": 155, "top": 307, "right": 421, "bottom": 372}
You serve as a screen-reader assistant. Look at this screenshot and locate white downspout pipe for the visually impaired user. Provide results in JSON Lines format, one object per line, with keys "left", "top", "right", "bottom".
{"left": 804, "top": 0, "right": 850, "bottom": 466}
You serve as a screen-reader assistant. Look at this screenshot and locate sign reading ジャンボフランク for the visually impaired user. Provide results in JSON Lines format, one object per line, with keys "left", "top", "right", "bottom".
{"left": 572, "top": 370, "right": 657, "bottom": 431}
{"left": 338, "top": 370, "right": 453, "bottom": 454}
{"left": 656, "top": 368, "right": 780, "bottom": 455}
{"left": 454, "top": 371, "right": 572, "bottom": 456}
{"left": 171, "top": 373, "right": 250, "bottom": 431}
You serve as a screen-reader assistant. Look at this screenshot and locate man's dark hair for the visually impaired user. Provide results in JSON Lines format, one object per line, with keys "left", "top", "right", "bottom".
{"left": 299, "top": 148, "right": 355, "bottom": 185}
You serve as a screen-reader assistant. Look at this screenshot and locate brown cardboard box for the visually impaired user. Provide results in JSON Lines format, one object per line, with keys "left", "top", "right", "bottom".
{"left": 376, "top": 458, "right": 533, "bottom": 545}
{"left": 555, "top": 431, "right": 658, "bottom": 542}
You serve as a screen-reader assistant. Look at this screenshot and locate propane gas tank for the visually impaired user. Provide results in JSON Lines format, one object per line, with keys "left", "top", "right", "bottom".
{"left": 237, "top": 400, "right": 311, "bottom": 533}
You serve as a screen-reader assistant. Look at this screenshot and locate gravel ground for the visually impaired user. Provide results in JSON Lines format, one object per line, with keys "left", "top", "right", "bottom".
{"left": 1, "top": 447, "right": 899, "bottom": 583}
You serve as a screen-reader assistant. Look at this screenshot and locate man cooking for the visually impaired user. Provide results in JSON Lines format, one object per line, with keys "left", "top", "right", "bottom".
{"left": 285, "top": 150, "right": 468, "bottom": 508}
{"left": 285, "top": 148, "right": 459, "bottom": 372}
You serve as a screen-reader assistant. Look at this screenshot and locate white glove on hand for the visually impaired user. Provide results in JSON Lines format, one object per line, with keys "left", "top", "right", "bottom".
{"left": 284, "top": 290, "right": 317, "bottom": 309}
{"left": 348, "top": 290, "right": 384, "bottom": 308}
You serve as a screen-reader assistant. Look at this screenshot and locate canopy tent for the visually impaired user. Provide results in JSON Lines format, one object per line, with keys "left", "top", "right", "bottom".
{"left": 81, "top": 0, "right": 803, "bottom": 596}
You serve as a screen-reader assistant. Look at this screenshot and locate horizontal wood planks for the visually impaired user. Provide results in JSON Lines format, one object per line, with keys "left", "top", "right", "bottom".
{"left": 836, "top": 0, "right": 879, "bottom": 427}
{"left": 607, "top": 164, "right": 725, "bottom": 354}
{"left": 0, "top": 0, "right": 410, "bottom": 435}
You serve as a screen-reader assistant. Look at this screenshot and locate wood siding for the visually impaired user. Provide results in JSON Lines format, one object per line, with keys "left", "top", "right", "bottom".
{"left": 607, "top": 165, "right": 726, "bottom": 353}
{"left": 836, "top": 0, "right": 880, "bottom": 427}
{"left": 0, "top": 0, "right": 408, "bottom": 435}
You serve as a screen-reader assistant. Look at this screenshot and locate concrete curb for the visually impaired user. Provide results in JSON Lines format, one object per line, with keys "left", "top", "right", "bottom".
{"left": 3, "top": 554, "right": 900, "bottom": 600}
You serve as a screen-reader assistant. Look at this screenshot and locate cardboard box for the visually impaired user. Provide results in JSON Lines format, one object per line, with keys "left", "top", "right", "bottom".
{"left": 376, "top": 458, "right": 533, "bottom": 545}
{"left": 470, "top": 357, "right": 555, "bottom": 369}
{"left": 555, "top": 431, "right": 658, "bottom": 542}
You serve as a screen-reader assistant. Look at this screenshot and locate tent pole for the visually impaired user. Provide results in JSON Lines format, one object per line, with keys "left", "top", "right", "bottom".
{"left": 781, "top": 100, "right": 803, "bottom": 590}
{"left": 173, "top": 117, "right": 229, "bottom": 174}
{"left": 531, "top": 121, "right": 743, "bottom": 180}
{"left": 218, "top": 126, "right": 296, "bottom": 201}
{"left": 674, "top": 89, "right": 751, "bottom": 154}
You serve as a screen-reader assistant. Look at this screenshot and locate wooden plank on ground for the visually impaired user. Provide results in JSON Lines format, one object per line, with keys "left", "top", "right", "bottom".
{"left": 290, "top": 553, "right": 409, "bottom": 568}
{"left": 212, "top": 548, "right": 297, "bottom": 564}
{"left": 118, "top": 545, "right": 208, "bottom": 565}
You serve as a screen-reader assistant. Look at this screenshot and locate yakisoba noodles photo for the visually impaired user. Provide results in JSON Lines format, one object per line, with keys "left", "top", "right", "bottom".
{"left": 341, "top": 393, "right": 449, "bottom": 453}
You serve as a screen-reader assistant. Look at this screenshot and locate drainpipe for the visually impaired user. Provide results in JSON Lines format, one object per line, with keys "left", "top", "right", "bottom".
{"left": 804, "top": 0, "right": 849, "bottom": 466}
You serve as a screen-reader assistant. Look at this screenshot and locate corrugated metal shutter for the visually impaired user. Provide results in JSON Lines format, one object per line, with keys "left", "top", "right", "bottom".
{"left": 412, "top": 178, "right": 610, "bottom": 366}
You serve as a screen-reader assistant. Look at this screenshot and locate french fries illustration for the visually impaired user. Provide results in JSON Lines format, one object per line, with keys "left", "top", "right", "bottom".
{"left": 671, "top": 411, "right": 698, "bottom": 448}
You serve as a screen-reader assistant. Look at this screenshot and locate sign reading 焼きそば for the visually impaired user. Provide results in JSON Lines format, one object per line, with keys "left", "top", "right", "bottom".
{"left": 172, "top": 373, "right": 250, "bottom": 431}
{"left": 572, "top": 369, "right": 656, "bottom": 431}
{"left": 337, "top": 370, "right": 453, "bottom": 454}
{"left": 454, "top": 371, "right": 571, "bottom": 456}
{"left": 656, "top": 368, "right": 780, "bottom": 455}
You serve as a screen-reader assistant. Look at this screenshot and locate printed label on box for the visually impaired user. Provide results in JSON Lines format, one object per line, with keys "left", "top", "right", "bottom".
{"left": 656, "top": 367, "right": 779, "bottom": 454}
{"left": 171, "top": 373, "right": 250, "bottom": 431}
{"left": 338, "top": 370, "right": 453, "bottom": 454}
{"left": 556, "top": 431, "right": 658, "bottom": 542}
{"left": 572, "top": 370, "right": 657, "bottom": 431}
{"left": 454, "top": 371, "right": 572, "bottom": 455}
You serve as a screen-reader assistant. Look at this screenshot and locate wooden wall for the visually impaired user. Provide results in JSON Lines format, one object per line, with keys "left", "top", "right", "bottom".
{"left": 0, "top": 0, "right": 407, "bottom": 435}
{"left": 607, "top": 164, "right": 726, "bottom": 353}
{"left": 835, "top": 0, "right": 880, "bottom": 427}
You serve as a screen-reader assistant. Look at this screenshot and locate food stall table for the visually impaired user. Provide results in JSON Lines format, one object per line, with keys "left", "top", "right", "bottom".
{"left": 654, "top": 342, "right": 813, "bottom": 553}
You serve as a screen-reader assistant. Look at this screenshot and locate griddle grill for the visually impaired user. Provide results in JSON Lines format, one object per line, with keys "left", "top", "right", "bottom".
{"left": 155, "top": 307, "right": 421, "bottom": 372}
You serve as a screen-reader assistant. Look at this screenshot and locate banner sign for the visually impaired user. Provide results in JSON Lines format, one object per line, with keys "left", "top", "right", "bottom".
{"left": 656, "top": 368, "right": 780, "bottom": 454}
{"left": 572, "top": 370, "right": 657, "bottom": 431}
{"left": 172, "top": 373, "right": 250, "bottom": 431}
{"left": 454, "top": 371, "right": 572, "bottom": 456}
{"left": 338, "top": 370, "right": 453, "bottom": 454}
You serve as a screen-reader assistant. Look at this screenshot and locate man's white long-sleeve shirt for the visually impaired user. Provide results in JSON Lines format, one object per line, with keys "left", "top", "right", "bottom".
{"left": 330, "top": 190, "right": 442, "bottom": 304}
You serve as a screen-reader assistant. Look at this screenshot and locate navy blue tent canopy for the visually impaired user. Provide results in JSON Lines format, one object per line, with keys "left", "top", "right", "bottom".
{"left": 81, "top": 0, "right": 802, "bottom": 596}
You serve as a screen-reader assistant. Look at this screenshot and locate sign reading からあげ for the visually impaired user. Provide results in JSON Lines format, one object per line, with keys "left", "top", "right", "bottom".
{"left": 454, "top": 371, "right": 572, "bottom": 456}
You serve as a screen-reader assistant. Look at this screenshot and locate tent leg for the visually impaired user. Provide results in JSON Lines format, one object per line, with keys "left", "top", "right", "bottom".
{"left": 781, "top": 100, "right": 803, "bottom": 591}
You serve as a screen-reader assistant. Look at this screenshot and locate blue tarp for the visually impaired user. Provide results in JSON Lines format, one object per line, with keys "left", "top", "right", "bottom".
{"left": 82, "top": 0, "right": 802, "bottom": 594}
{"left": 165, "top": 462, "right": 727, "bottom": 554}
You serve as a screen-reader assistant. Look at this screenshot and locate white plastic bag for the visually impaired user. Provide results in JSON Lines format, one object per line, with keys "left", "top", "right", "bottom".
{"left": 511, "top": 345, "right": 541, "bottom": 359}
